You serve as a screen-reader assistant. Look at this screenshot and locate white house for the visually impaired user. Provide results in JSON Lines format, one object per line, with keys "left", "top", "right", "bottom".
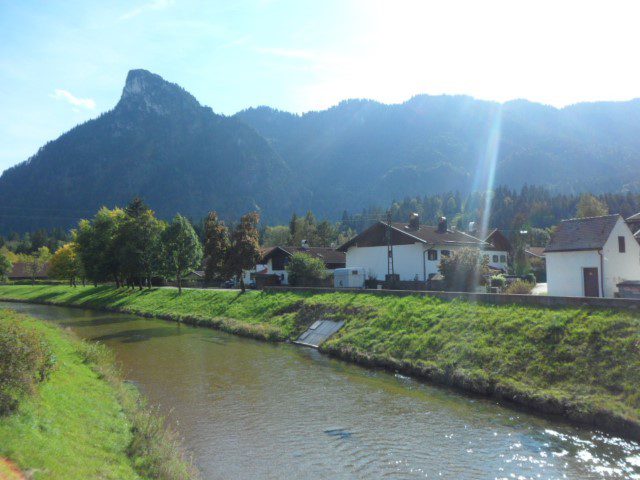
{"left": 245, "top": 245, "right": 346, "bottom": 286}
{"left": 336, "top": 215, "right": 509, "bottom": 283}
{"left": 545, "top": 214, "right": 640, "bottom": 298}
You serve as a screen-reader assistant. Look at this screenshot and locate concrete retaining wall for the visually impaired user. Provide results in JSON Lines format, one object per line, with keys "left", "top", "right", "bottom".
{"left": 263, "top": 286, "right": 640, "bottom": 311}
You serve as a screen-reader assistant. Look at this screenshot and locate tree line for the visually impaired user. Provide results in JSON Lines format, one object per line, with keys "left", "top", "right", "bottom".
{"left": 0, "top": 199, "right": 263, "bottom": 293}
{"left": 340, "top": 185, "right": 639, "bottom": 245}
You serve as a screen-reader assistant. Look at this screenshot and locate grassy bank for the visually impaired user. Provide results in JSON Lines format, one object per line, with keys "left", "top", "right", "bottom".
{"left": 0, "top": 308, "right": 197, "bottom": 479}
{"left": 0, "top": 285, "right": 638, "bottom": 440}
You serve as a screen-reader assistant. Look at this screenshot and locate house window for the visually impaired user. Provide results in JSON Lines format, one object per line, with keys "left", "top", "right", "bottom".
{"left": 441, "top": 250, "right": 450, "bottom": 257}
{"left": 427, "top": 249, "right": 437, "bottom": 261}
{"left": 619, "top": 236, "right": 626, "bottom": 253}
{"left": 500, "top": 255, "right": 506, "bottom": 263}
{"left": 492, "top": 255, "right": 499, "bottom": 263}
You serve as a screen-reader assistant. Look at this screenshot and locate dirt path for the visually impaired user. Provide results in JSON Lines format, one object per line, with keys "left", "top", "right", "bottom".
{"left": 0, "top": 458, "right": 26, "bottom": 480}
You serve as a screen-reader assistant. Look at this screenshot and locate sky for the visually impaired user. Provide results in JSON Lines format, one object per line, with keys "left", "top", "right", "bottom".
{"left": 1, "top": 0, "right": 640, "bottom": 173}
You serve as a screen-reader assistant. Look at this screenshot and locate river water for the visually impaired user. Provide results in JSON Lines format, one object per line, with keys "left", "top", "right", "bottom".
{"left": 3, "top": 301, "right": 640, "bottom": 480}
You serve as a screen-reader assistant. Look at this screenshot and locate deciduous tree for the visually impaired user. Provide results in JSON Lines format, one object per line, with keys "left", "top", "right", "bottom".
{"left": 48, "top": 243, "right": 82, "bottom": 286}
{"left": 114, "top": 198, "right": 165, "bottom": 289}
{"left": 25, "top": 246, "right": 51, "bottom": 286}
{"left": 576, "top": 194, "right": 609, "bottom": 218}
{"left": 0, "top": 251, "right": 12, "bottom": 282}
{"left": 161, "top": 214, "right": 203, "bottom": 294}
{"left": 75, "top": 207, "right": 126, "bottom": 287}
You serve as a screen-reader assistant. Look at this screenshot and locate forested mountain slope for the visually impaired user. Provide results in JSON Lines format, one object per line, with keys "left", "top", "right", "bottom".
{"left": 2, "top": 68, "right": 640, "bottom": 233}
{"left": 0, "top": 70, "right": 307, "bottom": 232}
{"left": 236, "top": 96, "right": 640, "bottom": 218}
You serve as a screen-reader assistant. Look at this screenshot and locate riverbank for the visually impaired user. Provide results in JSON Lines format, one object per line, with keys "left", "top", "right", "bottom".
{"left": 0, "top": 308, "right": 197, "bottom": 479}
{"left": 0, "top": 285, "right": 638, "bottom": 441}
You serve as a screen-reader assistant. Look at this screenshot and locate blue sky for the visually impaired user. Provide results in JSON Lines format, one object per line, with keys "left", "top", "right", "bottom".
{"left": 1, "top": 0, "right": 640, "bottom": 173}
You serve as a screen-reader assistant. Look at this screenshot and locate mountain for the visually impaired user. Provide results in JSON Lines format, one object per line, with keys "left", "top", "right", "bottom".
{"left": 235, "top": 96, "right": 640, "bottom": 218}
{"left": 0, "top": 70, "right": 308, "bottom": 233}
{"left": 2, "top": 69, "right": 640, "bottom": 233}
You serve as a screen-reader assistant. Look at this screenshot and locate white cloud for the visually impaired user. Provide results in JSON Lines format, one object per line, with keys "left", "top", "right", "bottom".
{"left": 51, "top": 89, "right": 96, "bottom": 109}
{"left": 120, "top": 0, "right": 173, "bottom": 21}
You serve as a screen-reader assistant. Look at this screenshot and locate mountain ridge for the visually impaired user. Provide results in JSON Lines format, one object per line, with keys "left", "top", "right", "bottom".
{"left": 1, "top": 69, "right": 640, "bottom": 233}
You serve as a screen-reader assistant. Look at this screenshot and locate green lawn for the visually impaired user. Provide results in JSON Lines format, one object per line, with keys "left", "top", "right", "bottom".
{"left": 0, "top": 285, "right": 638, "bottom": 438}
{"left": 0, "top": 308, "right": 196, "bottom": 480}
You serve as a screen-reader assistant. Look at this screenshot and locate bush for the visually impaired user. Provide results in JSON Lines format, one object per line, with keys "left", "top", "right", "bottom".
{"left": 286, "top": 252, "right": 326, "bottom": 286}
{"left": 0, "top": 312, "right": 55, "bottom": 414}
{"left": 523, "top": 272, "right": 537, "bottom": 285}
{"left": 505, "top": 279, "right": 534, "bottom": 295}
{"left": 490, "top": 275, "right": 506, "bottom": 288}
{"left": 439, "top": 248, "right": 490, "bottom": 292}
{"left": 0, "top": 253, "right": 11, "bottom": 283}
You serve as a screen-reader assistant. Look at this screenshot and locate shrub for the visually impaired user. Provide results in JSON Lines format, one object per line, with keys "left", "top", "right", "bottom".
{"left": 0, "top": 313, "right": 55, "bottom": 414}
{"left": 439, "top": 248, "right": 490, "bottom": 292}
{"left": 490, "top": 275, "right": 506, "bottom": 288}
{"left": 505, "top": 279, "right": 534, "bottom": 295}
{"left": 286, "top": 252, "right": 326, "bottom": 286}
{"left": 0, "top": 252, "right": 12, "bottom": 283}
{"left": 524, "top": 272, "right": 537, "bottom": 285}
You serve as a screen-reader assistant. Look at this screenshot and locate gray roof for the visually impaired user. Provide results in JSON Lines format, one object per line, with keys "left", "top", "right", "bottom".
{"left": 387, "top": 222, "right": 490, "bottom": 247}
{"left": 337, "top": 221, "right": 490, "bottom": 252}
{"left": 626, "top": 212, "right": 640, "bottom": 222}
{"left": 545, "top": 214, "right": 620, "bottom": 253}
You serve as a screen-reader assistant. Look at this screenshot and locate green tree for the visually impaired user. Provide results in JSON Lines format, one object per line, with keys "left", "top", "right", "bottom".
{"left": 226, "top": 212, "right": 261, "bottom": 293}
{"left": 75, "top": 207, "right": 126, "bottom": 287}
{"left": 438, "top": 247, "right": 489, "bottom": 292}
{"left": 203, "top": 211, "right": 230, "bottom": 282}
{"left": 286, "top": 252, "right": 326, "bottom": 286}
{"left": 262, "top": 225, "right": 291, "bottom": 247}
{"left": 315, "top": 220, "right": 337, "bottom": 247}
{"left": 48, "top": 242, "right": 82, "bottom": 286}
{"left": 0, "top": 250, "right": 12, "bottom": 282}
{"left": 288, "top": 213, "right": 298, "bottom": 242}
{"left": 114, "top": 198, "right": 165, "bottom": 289}
{"left": 576, "top": 194, "right": 609, "bottom": 218}
{"left": 161, "top": 214, "right": 203, "bottom": 294}
{"left": 25, "top": 246, "right": 51, "bottom": 286}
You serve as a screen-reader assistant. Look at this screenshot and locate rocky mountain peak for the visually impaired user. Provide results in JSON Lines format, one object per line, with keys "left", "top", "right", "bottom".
{"left": 117, "top": 69, "right": 202, "bottom": 116}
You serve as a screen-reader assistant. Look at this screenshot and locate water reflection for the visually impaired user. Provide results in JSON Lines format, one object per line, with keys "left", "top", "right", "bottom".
{"left": 3, "top": 301, "right": 639, "bottom": 480}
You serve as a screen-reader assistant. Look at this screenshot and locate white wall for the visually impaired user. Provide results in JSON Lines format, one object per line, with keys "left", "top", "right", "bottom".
{"left": 345, "top": 243, "right": 506, "bottom": 281}
{"left": 601, "top": 218, "right": 640, "bottom": 297}
{"left": 546, "top": 217, "right": 640, "bottom": 297}
{"left": 346, "top": 243, "right": 426, "bottom": 281}
{"left": 546, "top": 250, "right": 601, "bottom": 297}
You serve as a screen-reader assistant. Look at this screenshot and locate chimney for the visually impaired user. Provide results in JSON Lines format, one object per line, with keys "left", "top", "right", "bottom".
{"left": 301, "top": 239, "right": 309, "bottom": 250}
{"left": 468, "top": 221, "right": 476, "bottom": 233}
{"left": 408, "top": 212, "right": 420, "bottom": 230}
{"left": 437, "top": 216, "right": 447, "bottom": 233}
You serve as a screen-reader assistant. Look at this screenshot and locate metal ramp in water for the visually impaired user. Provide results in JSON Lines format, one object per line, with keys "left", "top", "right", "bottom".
{"left": 294, "top": 320, "right": 345, "bottom": 348}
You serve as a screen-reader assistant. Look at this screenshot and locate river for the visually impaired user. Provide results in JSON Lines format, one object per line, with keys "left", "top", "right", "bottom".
{"left": 3, "top": 301, "right": 639, "bottom": 480}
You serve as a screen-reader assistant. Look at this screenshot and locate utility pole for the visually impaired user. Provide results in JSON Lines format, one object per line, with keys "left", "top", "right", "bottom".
{"left": 386, "top": 211, "right": 394, "bottom": 277}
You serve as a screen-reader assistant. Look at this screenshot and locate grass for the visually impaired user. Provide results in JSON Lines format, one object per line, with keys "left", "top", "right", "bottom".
{"left": 0, "top": 285, "right": 639, "bottom": 439}
{"left": 0, "top": 308, "right": 197, "bottom": 480}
